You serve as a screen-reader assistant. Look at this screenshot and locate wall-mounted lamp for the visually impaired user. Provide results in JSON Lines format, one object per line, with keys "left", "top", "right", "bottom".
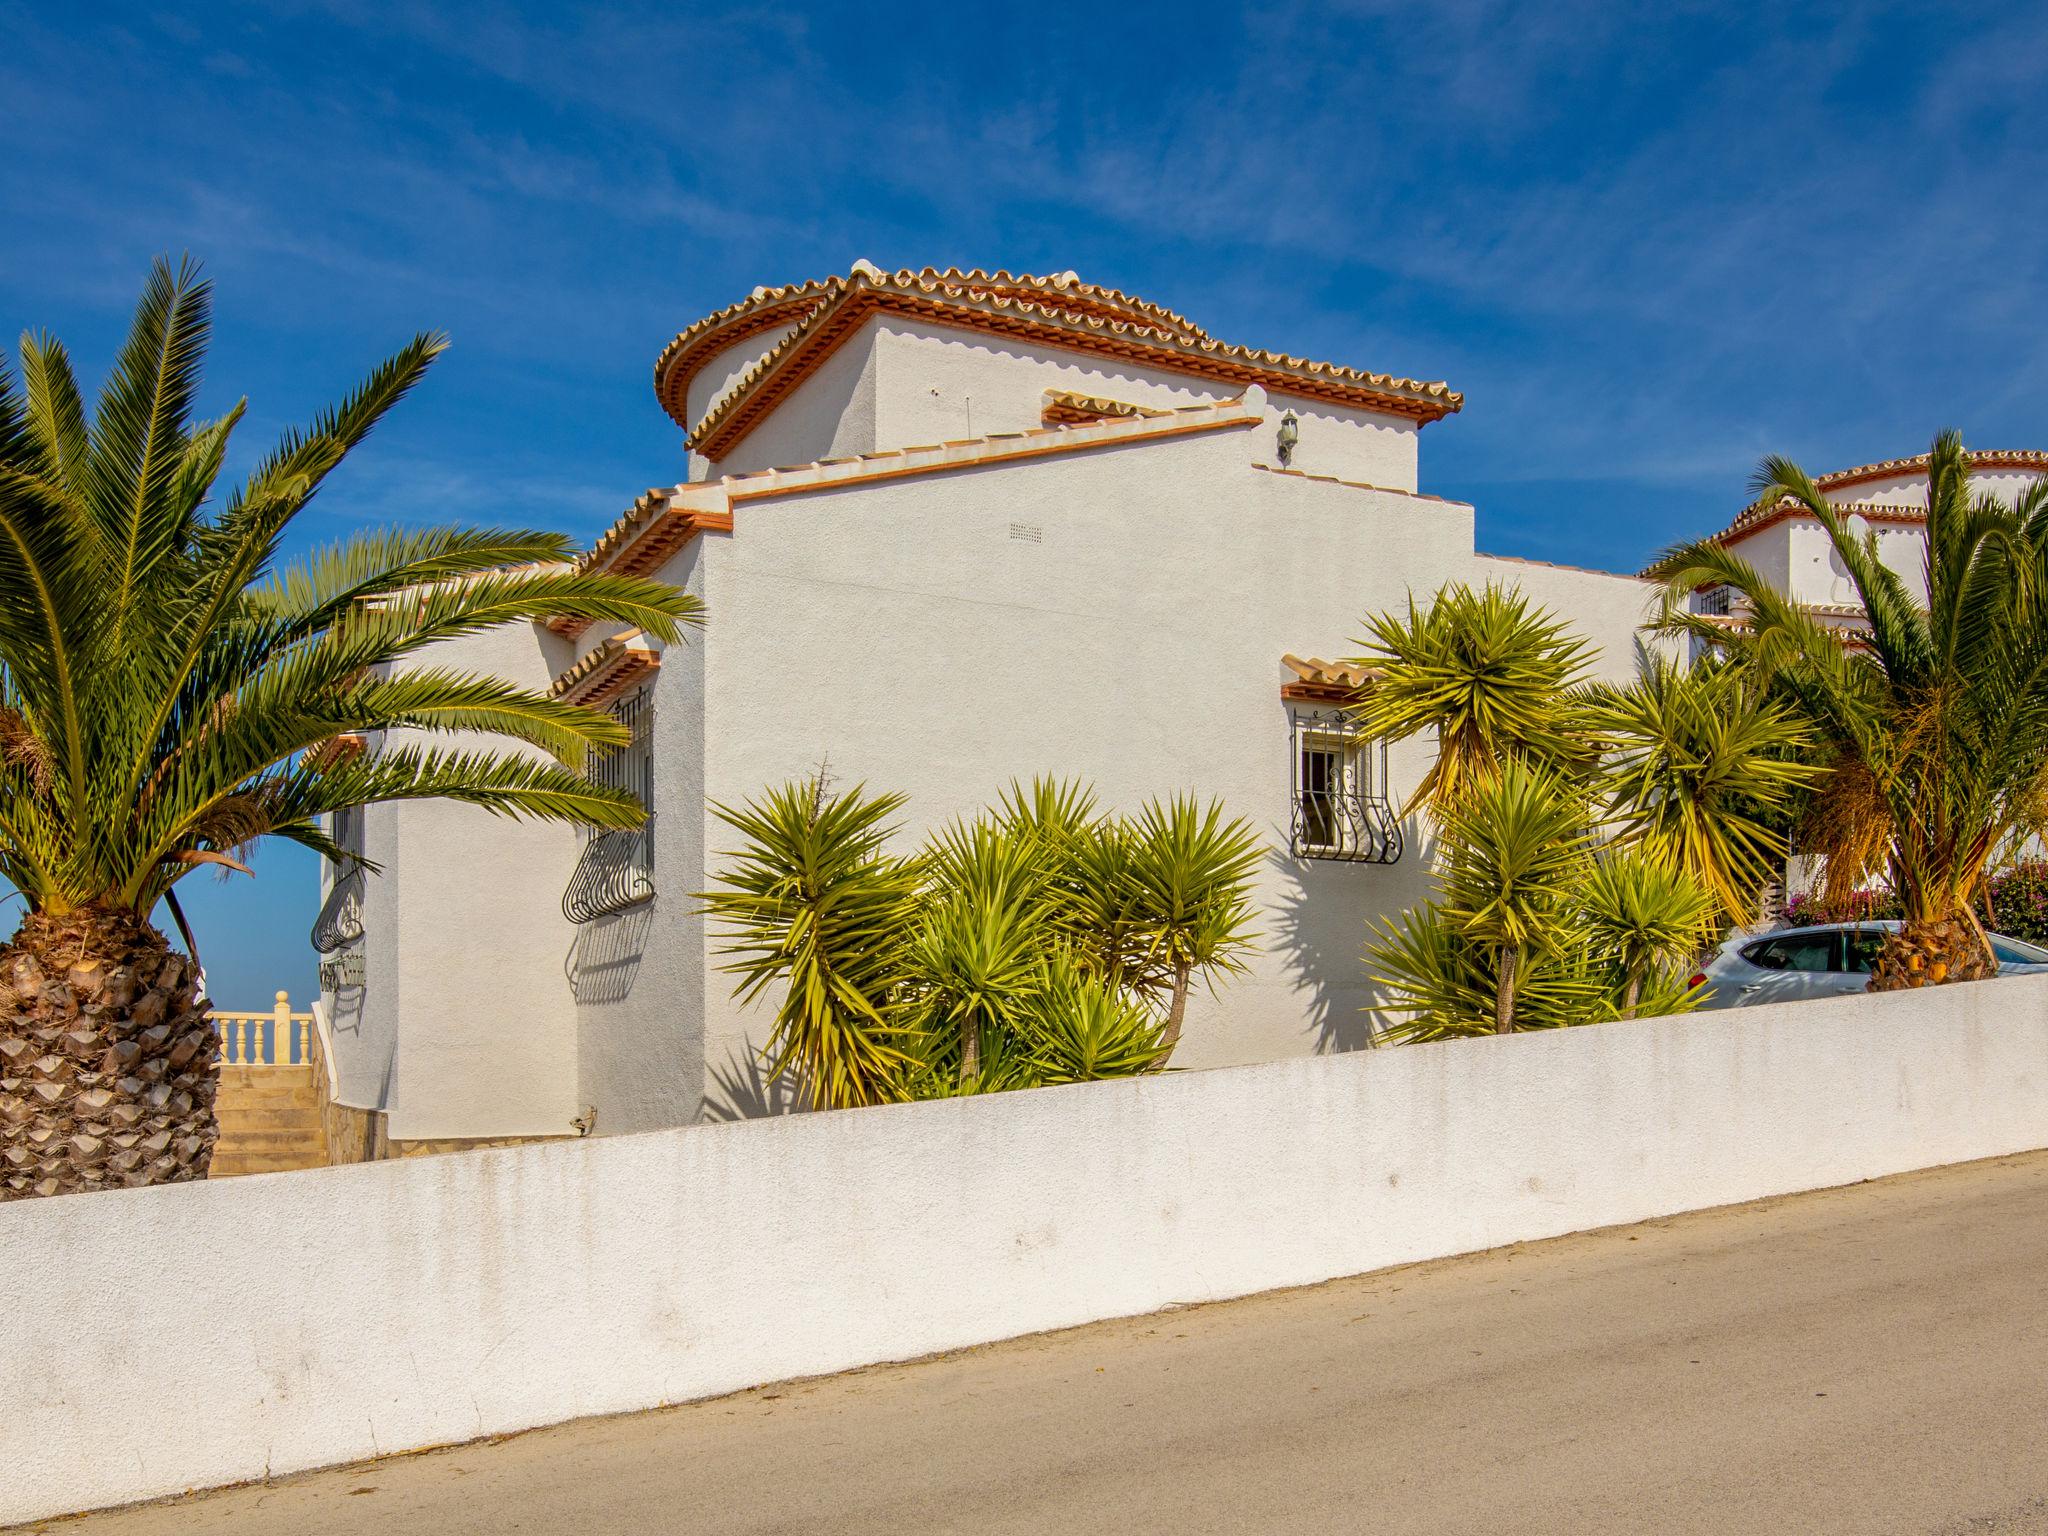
{"left": 1276, "top": 411, "right": 1300, "bottom": 467}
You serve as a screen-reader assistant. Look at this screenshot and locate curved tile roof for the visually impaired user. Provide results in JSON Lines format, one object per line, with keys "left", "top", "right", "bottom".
{"left": 1706, "top": 449, "right": 2048, "bottom": 546}
{"left": 653, "top": 263, "right": 1461, "bottom": 454}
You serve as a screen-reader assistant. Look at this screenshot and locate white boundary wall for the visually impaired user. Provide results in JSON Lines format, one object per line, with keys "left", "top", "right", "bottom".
{"left": 7, "top": 976, "right": 2048, "bottom": 1524}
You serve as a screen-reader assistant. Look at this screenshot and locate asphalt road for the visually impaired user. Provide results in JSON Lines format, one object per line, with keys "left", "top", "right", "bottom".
{"left": 35, "top": 1152, "right": 2048, "bottom": 1536}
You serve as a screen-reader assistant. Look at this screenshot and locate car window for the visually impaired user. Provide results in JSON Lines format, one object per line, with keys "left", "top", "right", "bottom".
{"left": 1842, "top": 928, "right": 1888, "bottom": 975}
{"left": 1991, "top": 934, "right": 2048, "bottom": 966}
{"left": 1742, "top": 934, "right": 1840, "bottom": 973}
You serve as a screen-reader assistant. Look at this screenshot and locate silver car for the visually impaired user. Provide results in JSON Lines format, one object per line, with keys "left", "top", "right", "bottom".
{"left": 1691, "top": 920, "right": 2048, "bottom": 1009}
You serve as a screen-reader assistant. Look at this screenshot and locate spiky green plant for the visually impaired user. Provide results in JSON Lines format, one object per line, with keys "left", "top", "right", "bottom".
{"left": 701, "top": 778, "right": 923, "bottom": 1110}
{"left": 1118, "top": 796, "right": 1262, "bottom": 1060}
{"left": 909, "top": 819, "right": 1053, "bottom": 1083}
{"left": 1024, "top": 954, "right": 1171, "bottom": 1083}
{"left": 1590, "top": 654, "right": 1817, "bottom": 928}
{"left": 1652, "top": 431, "right": 2048, "bottom": 988}
{"left": 1367, "top": 905, "right": 1613, "bottom": 1044}
{"left": 0, "top": 258, "right": 699, "bottom": 1198}
{"left": 1348, "top": 582, "right": 1597, "bottom": 815}
{"left": 1434, "top": 761, "right": 1591, "bottom": 1033}
{"left": 707, "top": 777, "right": 1262, "bottom": 1101}
{"left": 1578, "top": 851, "right": 1715, "bottom": 1017}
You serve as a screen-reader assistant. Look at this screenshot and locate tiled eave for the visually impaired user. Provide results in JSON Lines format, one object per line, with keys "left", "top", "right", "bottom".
{"left": 1698, "top": 450, "right": 2048, "bottom": 550}
{"left": 1040, "top": 389, "right": 1168, "bottom": 427}
{"left": 551, "top": 630, "right": 660, "bottom": 708}
{"left": 304, "top": 733, "right": 367, "bottom": 771}
{"left": 1282, "top": 653, "right": 1377, "bottom": 704}
{"left": 676, "top": 278, "right": 1460, "bottom": 459}
{"left": 652, "top": 266, "right": 1218, "bottom": 427}
{"left": 544, "top": 504, "right": 733, "bottom": 641}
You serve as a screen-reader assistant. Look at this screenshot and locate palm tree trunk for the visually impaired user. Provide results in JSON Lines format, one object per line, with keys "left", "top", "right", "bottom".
{"left": 1868, "top": 909, "right": 1998, "bottom": 992}
{"left": 1, "top": 907, "right": 217, "bottom": 1200}
{"left": 960, "top": 1017, "right": 980, "bottom": 1083}
{"left": 1160, "top": 958, "right": 1194, "bottom": 1062}
{"left": 1495, "top": 945, "right": 1519, "bottom": 1034}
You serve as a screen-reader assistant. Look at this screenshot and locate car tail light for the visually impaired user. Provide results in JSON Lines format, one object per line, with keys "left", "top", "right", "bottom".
{"left": 1687, "top": 973, "right": 1708, "bottom": 990}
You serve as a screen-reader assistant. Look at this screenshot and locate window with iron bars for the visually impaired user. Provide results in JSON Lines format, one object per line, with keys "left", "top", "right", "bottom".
{"left": 563, "top": 686, "right": 656, "bottom": 923}
{"left": 311, "top": 805, "right": 366, "bottom": 956}
{"left": 1289, "top": 708, "right": 1402, "bottom": 864}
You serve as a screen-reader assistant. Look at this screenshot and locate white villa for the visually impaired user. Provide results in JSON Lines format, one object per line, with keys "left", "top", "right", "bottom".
{"left": 314, "top": 262, "right": 2043, "bottom": 1155}
{"left": 1684, "top": 449, "right": 2048, "bottom": 639}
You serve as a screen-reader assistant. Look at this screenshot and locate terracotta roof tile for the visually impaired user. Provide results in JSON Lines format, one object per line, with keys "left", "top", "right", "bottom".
{"left": 1281, "top": 654, "right": 1378, "bottom": 702}
{"left": 550, "top": 629, "right": 660, "bottom": 707}
{"left": 1702, "top": 450, "right": 2048, "bottom": 548}
{"left": 654, "top": 264, "right": 1461, "bottom": 454}
{"left": 1040, "top": 389, "right": 1172, "bottom": 426}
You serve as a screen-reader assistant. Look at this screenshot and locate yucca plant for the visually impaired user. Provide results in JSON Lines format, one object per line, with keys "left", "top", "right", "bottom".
{"left": 707, "top": 776, "right": 1263, "bottom": 1102}
{"left": 701, "top": 778, "right": 923, "bottom": 1111}
{"left": 1434, "top": 761, "right": 1591, "bottom": 1033}
{"left": 1653, "top": 431, "right": 2048, "bottom": 989}
{"left": 1590, "top": 655, "right": 1817, "bottom": 928}
{"left": 1118, "top": 796, "right": 1262, "bottom": 1061}
{"left": 0, "top": 259, "right": 699, "bottom": 1199}
{"left": 1367, "top": 906, "right": 1613, "bottom": 1043}
{"left": 1024, "top": 953, "right": 1171, "bottom": 1083}
{"left": 1349, "top": 582, "right": 1597, "bottom": 815}
{"left": 909, "top": 820, "right": 1052, "bottom": 1082}
{"left": 1578, "top": 852, "right": 1715, "bottom": 1018}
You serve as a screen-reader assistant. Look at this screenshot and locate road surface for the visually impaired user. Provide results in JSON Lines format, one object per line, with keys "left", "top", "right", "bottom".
{"left": 33, "top": 1152, "right": 2048, "bottom": 1535}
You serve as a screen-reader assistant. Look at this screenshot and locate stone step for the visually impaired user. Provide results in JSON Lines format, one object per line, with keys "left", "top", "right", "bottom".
{"left": 218, "top": 1066, "right": 317, "bottom": 1090}
{"left": 215, "top": 1123, "right": 320, "bottom": 1145}
{"left": 216, "top": 1105, "right": 323, "bottom": 1131}
{"left": 219, "top": 1097, "right": 320, "bottom": 1117}
{"left": 211, "top": 1154, "right": 326, "bottom": 1176}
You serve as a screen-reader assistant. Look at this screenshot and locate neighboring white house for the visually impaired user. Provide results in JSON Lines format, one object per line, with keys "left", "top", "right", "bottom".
{"left": 313, "top": 263, "right": 1673, "bottom": 1151}
{"left": 1683, "top": 449, "right": 2048, "bottom": 639}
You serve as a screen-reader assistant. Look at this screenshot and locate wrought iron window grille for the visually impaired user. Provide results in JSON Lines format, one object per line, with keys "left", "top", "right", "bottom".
{"left": 563, "top": 817, "right": 657, "bottom": 924}
{"left": 564, "top": 687, "right": 656, "bottom": 923}
{"left": 311, "top": 867, "right": 366, "bottom": 953}
{"left": 1289, "top": 708, "right": 1402, "bottom": 864}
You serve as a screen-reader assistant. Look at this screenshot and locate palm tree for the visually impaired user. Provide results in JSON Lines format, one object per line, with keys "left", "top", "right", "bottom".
{"left": 1654, "top": 431, "right": 2048, "bottom": 989}
{"left": 0, "top": 259, "right": 700, "bottom": 1199}
{"left": 1349, "top": 582, "right": 1596, "bottom": 815}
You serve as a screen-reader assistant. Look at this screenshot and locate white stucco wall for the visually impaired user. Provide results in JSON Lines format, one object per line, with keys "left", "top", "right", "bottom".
{"left": 703, "top": 318, "right": 884, "bottom": 478}
{"left": 324, "top": 623, "right": 583, "bottom": 1140}
{"left": 1472, "top": 554, "right": 1663, "bottom": 678}
{"left": 688, "top": 419, "right": 1468, "bottom": 1098}
{"left": 699, "top": 319, "right": 1423, "bottom": 489}
{"left": 871, "top": 323, "right": 1421, "bottom": 489}
{"left": 7, "top": 976, "right": 2046, "bottom": 1525}
{"left": 572, "top": 540, "right": 716, "bottom": 1132}
{"left": 1719, "top": 466, "right": 2048, "bottom": 612}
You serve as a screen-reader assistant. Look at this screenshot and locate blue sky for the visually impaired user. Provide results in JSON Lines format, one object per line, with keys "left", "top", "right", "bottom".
{"left": 3, "top": 0, "right": 2045, "bottom": 1006}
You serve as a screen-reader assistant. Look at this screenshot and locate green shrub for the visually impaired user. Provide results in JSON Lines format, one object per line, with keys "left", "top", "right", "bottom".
{"left": 1987, "top": 862, "right": 2048, "bottom": 945}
